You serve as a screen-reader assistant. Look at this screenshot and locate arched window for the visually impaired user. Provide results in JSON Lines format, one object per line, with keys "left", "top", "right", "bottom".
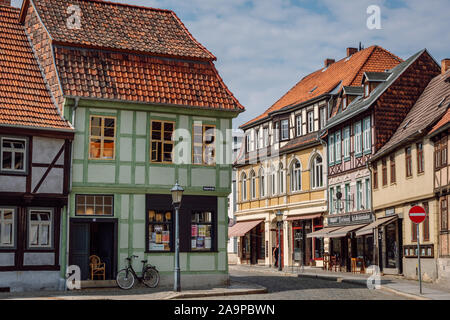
{"left": 290, "top": 160, "right": 302, "bottom": 192}
{"left": 250, "top": 170, "right": 256, "bottom": 199}
{"left": 311, "top": 155, "right": 323, "bottom": 189}
{"left": 259, "top": 168, "right": 266, "bottom": 198}
{"left": 278, "top": 163, "right": 285, "bottom": 194}
{"left": 270, "top": 165, "right": 276, "bottom": 196}
{"left": 241, "top": 172, "right": 247, "bottom": 201}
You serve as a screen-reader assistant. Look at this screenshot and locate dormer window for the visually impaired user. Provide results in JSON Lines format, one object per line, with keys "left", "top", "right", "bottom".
{"left": 342, "top": 96, "right": 347, "bottom": 109}
{"left": 365, "top": 84, "right": 370, "bottom": 97}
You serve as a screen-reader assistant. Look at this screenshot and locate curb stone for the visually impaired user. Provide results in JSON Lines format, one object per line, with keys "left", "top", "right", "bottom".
{"left": 165, "top": 284, "right": 268, "bottom": 300}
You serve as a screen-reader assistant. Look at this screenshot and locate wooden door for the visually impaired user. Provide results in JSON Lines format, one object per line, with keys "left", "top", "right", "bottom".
{"left": 69, "top": 222, "right": 90, "bottom": 280}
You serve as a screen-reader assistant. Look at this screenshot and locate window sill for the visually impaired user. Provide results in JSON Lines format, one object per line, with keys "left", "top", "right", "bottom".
{"left": 0, "top": 171, "right": 28, "bottom": 176}
{"left": 417, "top": 171, "right": 425, "bottom": 176}
{"left": 363, "top": 149, "right": 371, "bottom": 155}
{"left": 344, "top": 157, "right": 351, "bottom": 162}
{"left": 355, "top": 153, "right": 363, "bottom": 158}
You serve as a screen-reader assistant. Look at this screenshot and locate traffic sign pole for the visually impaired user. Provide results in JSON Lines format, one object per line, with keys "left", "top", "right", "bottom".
{"left": 417, "top": 223, "right": 422, "bottom": 294}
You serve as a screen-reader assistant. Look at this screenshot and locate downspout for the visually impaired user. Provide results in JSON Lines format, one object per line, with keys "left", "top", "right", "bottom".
{"left": 65, "top": 97, "right": 80, "bottom": 290}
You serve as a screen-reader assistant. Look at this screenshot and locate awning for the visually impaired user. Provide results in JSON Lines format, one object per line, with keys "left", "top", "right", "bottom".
{"left": 228, "top": 219, "right": 264, "bottom": 237}
{"left": 286, "top": 213, "right": 322, "bottom": 221}
{"left": 355, "top": 216, "right": 397, "bottom": 237}
{"left": 306, "top": 226, "right": 344, "bottom": 238}
{"left": 327, "top": 224, "right": 368, "bottom": 238}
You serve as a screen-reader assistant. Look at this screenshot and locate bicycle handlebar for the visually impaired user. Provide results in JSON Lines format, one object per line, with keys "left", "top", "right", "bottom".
{"left": 126, "top": 255, "right": 139, "bottom": 261}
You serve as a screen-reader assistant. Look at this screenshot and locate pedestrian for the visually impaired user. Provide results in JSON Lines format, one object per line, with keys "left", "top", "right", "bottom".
{"left": 273, "top": 244, "right": 279, "bottom": 267}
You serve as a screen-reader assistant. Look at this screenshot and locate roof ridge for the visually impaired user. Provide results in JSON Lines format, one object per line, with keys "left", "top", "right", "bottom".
{"left": 66, "top": 0, "right": 173, "bottom": 13}
{"left": 347, "top": 46, "right": 377, "bottom": 86}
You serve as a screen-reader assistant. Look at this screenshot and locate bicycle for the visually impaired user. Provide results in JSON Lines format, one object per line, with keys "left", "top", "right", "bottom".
{"left": 116, "top": 255, "right": 160, "bottom": 290}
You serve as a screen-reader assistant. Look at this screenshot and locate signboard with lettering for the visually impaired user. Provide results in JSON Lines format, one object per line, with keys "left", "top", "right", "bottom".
{"left": 203, "top": 186, "right": 216, "bottom": 191}
{"left": 327, "top": 212, "right": 374, "bottom": 226}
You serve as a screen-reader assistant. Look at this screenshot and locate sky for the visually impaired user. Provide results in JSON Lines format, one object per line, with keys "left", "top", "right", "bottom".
{"left": 10, "top": 0, "right": 450, "bottom": 129}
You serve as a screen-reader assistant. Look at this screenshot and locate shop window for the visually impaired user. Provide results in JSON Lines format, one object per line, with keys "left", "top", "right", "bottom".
{"left": 0, "top": 208, "right": 15, "bottom": 247}
{"left": 385, "top": 222, "right": 398, "bottom": 269}
{"left": 193, "top": 124, "right": 215, "bottom": 165}
{"left": 382, "top": 158, "right": 387, "bottom": 186}
{"left": 76, "top": 195, "right": 113, "bottom": 216}
{"left": 405, "top": 146, "right": 412, "bottom": 177}
{"left": 28, "top": 210, "right": 52, "bottom": 248}
{"left": 1, "top": 137, "right": 27, "bottom": 173}
{"left": 417, "top": 142, "right": 424, "bottom": 174}
{"left": 151, "top": 121, "right": 174, "bottom": 163}
{"left": 191, "top": 211, "right": 213, "bottom": 251}
{"left": 390, "top": 155, "right": 396, "bottom": 183}
{"left": 148, "top": 210, "right": 172, "bottom": 252}
{"left": 89, "top": 115, "right": 116, "bottom": 160}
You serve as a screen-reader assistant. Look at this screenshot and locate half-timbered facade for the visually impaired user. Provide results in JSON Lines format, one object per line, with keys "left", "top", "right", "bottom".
{"left": 0, "top": 2, "right": 74, "bottom": 291}
{"left": 19, "top": 0, "right": 243, "bottom": 289}
{"left": 430, "top": 59, "right": 450, "bottom": 282}
{"left": 233, "top": 46, "right": 402, "bottom": 269}
{"left": 324, "top": 49, "right": 440, "bottom": 273}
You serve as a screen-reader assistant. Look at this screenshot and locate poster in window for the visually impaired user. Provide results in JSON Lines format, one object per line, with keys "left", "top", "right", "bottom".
{"left": 191, "top": 225, "right": 198, "bottom": 237}
{"left": 151, "top": 232, "right": 156, "bottom": 242}
{"left": 205, "top": 225, "right": 211, "bottom": 237}
{"left": 205, "top": 237, "right": 211, "bottom": 249}
{"left": 150, "top": 243, "right": 165, "bottom": 251}
{"left": 191, "top": 239, "right": 196, "bottom": 249}
{"left": 165, "top": 211, "right": 171, "bottom": 221}
{"left": 162, "top": 231, "right": 170, "bottom": 243}
{"left": 156, "top": 233, "right": 162, "bottom": 244}
{"left": 198, "top": 225, "right": 206, "bottom": 237}
{"left": 149, "top": 210, "right": 156, "bottom": 222}
{"left": 196, "top": 237, "right": 204, "bottom": 249}
{"left": 156, "top": 213, "right": 163, "bottom": 222}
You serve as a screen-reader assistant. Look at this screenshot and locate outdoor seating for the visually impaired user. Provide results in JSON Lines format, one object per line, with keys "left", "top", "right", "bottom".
{"left": 323, "top": 253, "right": 330, "bottom": 271}
{"left": 89, "top": 255, "right": 106, "bottom": 280}
{"left": 330, "top": 255, "right": 340, "bottom": 272}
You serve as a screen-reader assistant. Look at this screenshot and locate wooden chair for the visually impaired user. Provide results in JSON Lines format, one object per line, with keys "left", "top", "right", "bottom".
{"left": 89, "top": 255, "right": 106, "bottom": 280}
{"left": 356, "top": 257, "right": 365, "bottom": 274}
{"left": 351, "top": 258, "right": 357, "bottom": 274}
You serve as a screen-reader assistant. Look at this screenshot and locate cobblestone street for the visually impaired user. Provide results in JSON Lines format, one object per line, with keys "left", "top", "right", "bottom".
{"left": 187, "top": 265, "right": 408, "bottom": 300}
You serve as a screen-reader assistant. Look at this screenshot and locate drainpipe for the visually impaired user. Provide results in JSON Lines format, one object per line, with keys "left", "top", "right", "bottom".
{"left": 65, "top": 97, "right": 80, "bottom": 290}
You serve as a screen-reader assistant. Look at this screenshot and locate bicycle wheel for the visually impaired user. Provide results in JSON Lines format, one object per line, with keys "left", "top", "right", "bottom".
{"left": 142, "top": 267, "right": 160, "bottom": 288}
{"left": 116, "top": 268, "right": 135, "bottom": 290}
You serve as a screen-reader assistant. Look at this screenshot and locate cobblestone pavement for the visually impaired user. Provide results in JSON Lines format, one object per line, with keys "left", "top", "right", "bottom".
{"left": 187, "top": 265, "right": 408, "bottom": 300}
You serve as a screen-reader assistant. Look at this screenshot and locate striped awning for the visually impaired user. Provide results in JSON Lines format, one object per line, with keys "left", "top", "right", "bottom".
{"left": 228, "top": 219, "right": 264, "bottom": 237}
{"left": 355, "top": 216, "right": 397, "bottom": 237}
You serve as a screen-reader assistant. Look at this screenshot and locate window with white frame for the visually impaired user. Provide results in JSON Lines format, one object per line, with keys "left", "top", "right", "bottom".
{"left": 320, "top": 107, "right": 326, "bottom": 129}
{"left": 290, "top": 160, "right": 302, "bottom": 192}
{"left": 356, "top": 181, "right": 363, "bottom": 211}
{"left": 296, "top": 115, "right": 302, "bottom": 137}
{"left": 344, "top": 184, "right": 350, "bottom": 213}
{"left": 307, "top": 111, "right": 314, "bottom": 133}
{"left": 363, "top": 117, "right": 371, "bottom": 152}
{"left": 28, "top": 210, "right": 52, "bottom": 248}
{"left": 335, "top": 130, "right": 341, "bottom": 162}
{"left": 0, "top": 208, "right": 15, "bottom": 247}
{"left": 355, "top": 121, "right": 362, "bottom": 155}
{"left": 281, "top": 120, "right": 289, "bottom": 140}
{"left": 270, "top": 166, "right": 276, "bottom": 195}
{"left": 1, "top": 137, "right": 26, "bottom": 173}
{"left": 245, "top": 134, "right": 250, "bottom": 152}
{"left": 258, "top": 129, "right": 264, "bottom": 149}
{"left": 250, "top": 170, "right": 256, "bottom": 199}
{"left": 259, "top": 168, "right": 266, "bottom": 197}
{"left": 274, "top": 122, "right": 280, "bottom": 142}
{"left": 343, "top": 96, "right": 347, "bottom": 109}
{"left": 329, "top": 134, "right": 335, "bottom": 163}
{"left": 329, "top": 187, "right": 335, "bottom": 214}
{"left": 311, "top": 155, "right": 323, "bottom": 189}
{"left": 241, "top": 172, "right": 247, "bottom": 201}
{"left": 365, "top": 178, "right": 371, "bottom": 209}
{"left": 263, "top": 127, "right": 269, "bottom": 147}
{"left": 343, "top": 126, "right": 350, "bottom": 158}
{"left": 255, "top": 129, "right": 260, "bottom": 149}
{"left": 279, "top": 164, "right": 285, "bottom": 194}
{"left": 336, "top": 186, "right": 342, "bottom": 212}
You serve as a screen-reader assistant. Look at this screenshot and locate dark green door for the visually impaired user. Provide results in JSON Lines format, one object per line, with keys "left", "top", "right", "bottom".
{"left": 69, "top": 223, "right": 90, "bottom": 280}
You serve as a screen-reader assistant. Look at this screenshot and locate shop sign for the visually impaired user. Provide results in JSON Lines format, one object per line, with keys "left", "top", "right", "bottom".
{"left": 328, "top": 212, "right": 373, "bottom": 225}
{"left": 203, "top": 186, "right": 215, "bottom": 191}
{"left": 385, "top": 208, "right": 395, "bottom": 216}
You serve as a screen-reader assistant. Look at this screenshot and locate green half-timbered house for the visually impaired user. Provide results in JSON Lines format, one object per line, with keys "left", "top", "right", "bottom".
{"left": 20, "top": 0, "right": 243, "bottom": 288}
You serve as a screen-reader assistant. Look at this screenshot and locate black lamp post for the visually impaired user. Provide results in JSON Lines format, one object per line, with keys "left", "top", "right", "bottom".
{"left": 171, "top": 181, "right": 184, "bottom": 292}
{"left": 276, "top": 210, "right": 283, "bottom": 271}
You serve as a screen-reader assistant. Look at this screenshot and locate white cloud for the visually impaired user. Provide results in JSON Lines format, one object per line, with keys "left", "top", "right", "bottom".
{"left": 10, "top": 0, "right": 450, "bottom": 128}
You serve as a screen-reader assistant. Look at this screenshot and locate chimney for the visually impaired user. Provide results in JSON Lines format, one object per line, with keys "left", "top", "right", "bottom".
{"left": 347, "top": 47, "right": 358, "bottom": 57}
{"left": 442, "top": 59, "right": 450, "bottom": 75}
{"left": 324, "top": 58, "right": 335, "bottom": 68}
{"left": 0, "top": 0, "right": 11, "bottom": 6}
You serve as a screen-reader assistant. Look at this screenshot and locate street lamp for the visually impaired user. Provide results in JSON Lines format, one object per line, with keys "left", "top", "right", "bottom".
{"left": 276, "top": 210, "right": 283, "bottom": 271}
{"left": 171, "top": 181, "right": 184, "bottom": 292}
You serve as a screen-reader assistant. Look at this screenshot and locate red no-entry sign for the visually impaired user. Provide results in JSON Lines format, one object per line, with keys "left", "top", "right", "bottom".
{"left": 409, "top": 205, "right": 427, "bottom": 224}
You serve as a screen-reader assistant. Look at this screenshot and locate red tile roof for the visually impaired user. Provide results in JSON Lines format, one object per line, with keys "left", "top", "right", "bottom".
{"left": 430, "top": 107, "right": 450, "bottom": 134}
{"left": 54, "top": 46, "right": 244, "bottom": 111}
{"left": 24, "top": 0, "right": 215, "bottom": 61}
{"left": 241, "top": 45, "right": 402, "bottom": 128}
{"left": 0, "top": 5, "right": 72, "bottom": 130}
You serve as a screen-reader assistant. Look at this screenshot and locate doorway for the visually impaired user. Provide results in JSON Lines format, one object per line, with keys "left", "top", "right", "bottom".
{"left": 69, "top": 218, "right": 118, "bottom": 280}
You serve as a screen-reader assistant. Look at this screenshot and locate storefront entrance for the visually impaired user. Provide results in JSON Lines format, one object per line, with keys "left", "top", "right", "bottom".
{"left": 69, "top": 218, "right": 118, "bottom": 280}
{"left": 292, "top": 218, "right": 324, "bottom": 266}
